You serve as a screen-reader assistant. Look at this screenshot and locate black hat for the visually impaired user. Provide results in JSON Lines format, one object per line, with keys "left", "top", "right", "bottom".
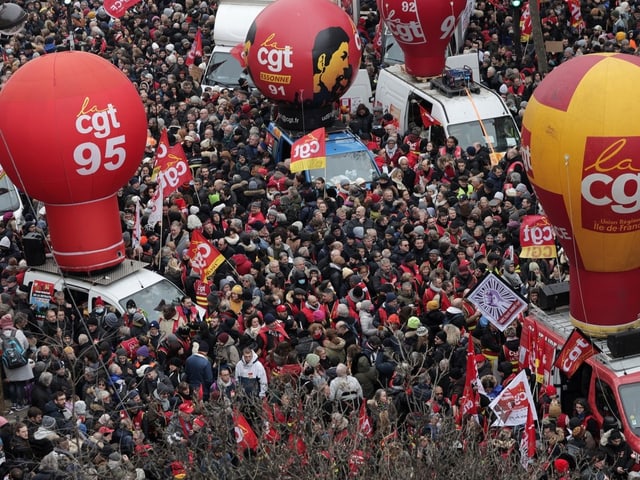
{"left": 198, "top": 341, "right": 209, "bottom": 353}
{"left": 609, "top": 429, "right": 623, "bottom": 441}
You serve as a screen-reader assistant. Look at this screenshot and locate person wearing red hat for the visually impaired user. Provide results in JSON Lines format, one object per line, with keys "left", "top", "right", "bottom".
{"left": 452, "top": 257, "right": 477, "bottom": 299}
{"left": 553, "top": 457, "right": 571, "bottom": 479}
{"left": 166, "top": 400, "right": 196, "bottom": 446}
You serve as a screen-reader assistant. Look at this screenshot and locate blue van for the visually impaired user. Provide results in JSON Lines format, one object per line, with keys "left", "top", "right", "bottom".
{"left": 266, "top": 123, "right": 379, "bottom": 187}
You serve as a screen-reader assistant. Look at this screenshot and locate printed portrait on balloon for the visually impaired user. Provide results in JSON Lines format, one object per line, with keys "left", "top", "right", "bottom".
{"left": 243, "top": 0, "right": 361, "bottom": 129}
{"left": 312, "top": 26, "right": 354, "bottom": 107}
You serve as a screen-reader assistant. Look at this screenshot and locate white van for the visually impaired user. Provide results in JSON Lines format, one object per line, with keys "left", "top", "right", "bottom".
{"left": 22, "top": 259, "right": 204, "bottom": 320}
{"left": 0, "top": 169, "right": 24, "bottom": 225}
{"left": 201, "top": 0, "right": 273, "bottom": 91}
{"left": 374, "top": 55, "right": 520, "bottom": 162}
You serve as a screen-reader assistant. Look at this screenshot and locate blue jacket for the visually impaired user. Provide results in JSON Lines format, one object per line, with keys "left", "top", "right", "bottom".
{"left": 184, "top": 353, "right": 214, "bottom": 399}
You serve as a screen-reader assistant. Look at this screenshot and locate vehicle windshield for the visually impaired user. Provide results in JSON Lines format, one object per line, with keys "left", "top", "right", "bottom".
{"left": 618, "top": 383, "right": 640, "bottom": 434}
{"left": 382, "top": 35, "right": 404, "bottom": 66}
{"left": 119, "top": 278, "right": 186, "bottom": 319}
{"left": 448, "top": 116, "right": 521, "bottom": 153}
{"left": 0, "top": 174, "right": 21, "bottom": 215}
{"left": 202, "top": 51, "right": 253, "bottom": 89}
{"left": 309, "top": 150, "right": 378, "bottom": 187}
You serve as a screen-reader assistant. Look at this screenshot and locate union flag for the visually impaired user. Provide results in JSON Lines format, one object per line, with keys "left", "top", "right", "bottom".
{"left": 188, "top": 230, "right": 225, "bottom": 280}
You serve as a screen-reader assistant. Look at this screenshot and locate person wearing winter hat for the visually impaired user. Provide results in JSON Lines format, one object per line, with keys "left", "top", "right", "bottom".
{"left": 406, "top": 316, "right": 421, "bottom": 330}
{"left": 136, "top": 345, "right": 150, "bottom": 359}
{"left": 354, "top": 299, "right": 375, "bottom": 341}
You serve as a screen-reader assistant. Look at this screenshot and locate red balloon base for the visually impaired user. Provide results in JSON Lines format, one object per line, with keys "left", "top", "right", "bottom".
{"left": 404, "top": 55, "right": 446, "bottom": 79}
{"left": 46, "top": 195, "right": 126, "bottom": 273}
{"left": 569, "top": 268, "right": 640, "bottom": 337}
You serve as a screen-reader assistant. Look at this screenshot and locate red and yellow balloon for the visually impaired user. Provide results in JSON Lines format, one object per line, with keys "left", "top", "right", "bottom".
{"left": 0, "top": 51, "right": 146, "bottom": 272}
{"left": 522, "top": 53, "right": 640, "bottom": 337}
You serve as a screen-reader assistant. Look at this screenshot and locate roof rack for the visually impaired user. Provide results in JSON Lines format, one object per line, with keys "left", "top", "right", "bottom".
{"left": 430, "top": 66, "right": 480, "bottom": 97}
{"left": 30, "top": 258, "right": 150, "bottom": 285}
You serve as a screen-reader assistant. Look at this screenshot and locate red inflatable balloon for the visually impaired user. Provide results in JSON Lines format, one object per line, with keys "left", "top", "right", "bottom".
{"left": 379, "top": 0, "right": 468, "bottom": 77}
{"left": 0, "top": 51, "right": 146, "bottom": 272}
{"left": 244, "top": 0, "right": 361, "bottom": 130}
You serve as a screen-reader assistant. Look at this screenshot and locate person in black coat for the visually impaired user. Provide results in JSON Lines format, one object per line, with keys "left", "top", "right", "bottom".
{"left": 349, "top": 104, "right": 373, "bottom": 137}
{"left": 30, "top": 372, "right": 53, "bottom": 412}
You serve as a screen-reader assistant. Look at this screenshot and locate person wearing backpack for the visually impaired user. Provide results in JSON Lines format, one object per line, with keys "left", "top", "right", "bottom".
{"left": 0, "top": 313, "right": 33, "bottom": 412}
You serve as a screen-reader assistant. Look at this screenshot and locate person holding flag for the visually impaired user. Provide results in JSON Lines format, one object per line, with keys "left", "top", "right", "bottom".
{"left": 187, "top": 230, "right": 226, "bottom": 282}
{"left": 185, "top": 28, "right": 203, "bottom": 67}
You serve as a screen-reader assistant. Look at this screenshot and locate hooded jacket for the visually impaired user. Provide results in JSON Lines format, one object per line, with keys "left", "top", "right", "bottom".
{"left": 234, "top": 350, "right": 268, "bottom": 398}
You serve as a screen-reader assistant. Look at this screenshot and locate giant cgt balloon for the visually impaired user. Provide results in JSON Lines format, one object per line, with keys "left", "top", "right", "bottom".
{"left": 522, "top": 53, "right": 640, "bottom": 337}
{"left": 243, "top": 0, "right": 361, "bottom": 130}
{"left": 378, "top": 0, "right": 468, "bottom": 77}
{"left": 0, "top": 51, "right": 146, "bottom": 272}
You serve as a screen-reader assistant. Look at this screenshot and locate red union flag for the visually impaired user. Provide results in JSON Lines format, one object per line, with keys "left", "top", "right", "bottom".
{"left": 358, "top": 400, "right": 373, "bottom": 438}
{"left": 186, "top": 28, "right": 203, "bottom": 66}
{"left": 520, "top": 2, "right": 532, "bottom": 37}
{"left": 152, "top": 129, "right": 193, "bottom": 195}
{"left": 566, "top": 0, "right": 585, "bottom": 31}
{"left": 290, "top": 127, "right": 326, "bottom": 173}
{"left": 520, "top": 215, "right": 557, "bottom": 258}
{"left": 103, "top": 0, "right": 142, "bottom": 18}
{"left": 233, "top": 409, "right": 258, "bottom": 454}
{"left": 419, "top": 104, "right": 441, "bottom": 128}
{"left": 489, "top": 370, "right": 537, "bottom": 426}
{"left": 519, "top": 406, "right": 536, "bottom": 469}
{"left": 188, "top": 230, "right": 225, "bottom": 280}
{"left": 554, "top": 328, "right": 598, "bottom": 378}
{"left": 461, "top": 337, "right": 480, "bottom": 417}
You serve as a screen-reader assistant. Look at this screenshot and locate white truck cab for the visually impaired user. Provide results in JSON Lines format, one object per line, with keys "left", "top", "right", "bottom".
{"left": 201, "top": 0, "right": 273, "bottom": 91}
{"left": 374, "top": 55, "right": 520, "bottom": 163}
{"left": 22, "top": 259, "right": 203, "bottom": 320}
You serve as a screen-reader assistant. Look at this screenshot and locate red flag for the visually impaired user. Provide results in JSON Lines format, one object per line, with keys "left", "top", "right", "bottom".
{"left": 461, "top": 337, "right": 480, "bottom": 417}
{"left": 103, "top": 0, "right": 142, "bottom": 18}
{"left": 358, "top": 400, "right": 373, "bottom": 438}
{"left": 152, "top": 128, "right": 193, "bottom": 196}
{"left": 553, "top": 329, "right": 598, "bottom": 378}
{"left": 230, "top": 43, "right": 248, "bottom": 68}
{"left": 197, "top": 384, "right": 203, "bottom": 401}
{"left": 519, "top": 316, "right": 537, "bottom": 371}
{"left": 289, "top": 128, "right": 327, "bottom": 173}
{"left": 372, "top": 21, "right": 383, "bottom": 59}
{"left": 519, "top": 406, "right": 536, "bottom": 468}
{"left": 489, "top": 371, "right": 538, "bottom": 426}
{"left": 185, "top": 28, "right": 203, "bottom": 66}
{"left": 188, "top": 230, "right": 225, "bottom": 280}
{"left": 233, "top": 410, "right": 258, "bottom": 453}
{"left": 419, "top": 104, "right": 441, "bottom": 128}
{"left": 520, "top": 2, "right": 533, "bottom": 37}
{"left": 519, "top": 215, "right": 557, "bottom": 259}
{"left": 262, "top": 399, "right": 281, "bottom": 443}
{"left": 566, "top": 0, "right": 585, "bottom": 31}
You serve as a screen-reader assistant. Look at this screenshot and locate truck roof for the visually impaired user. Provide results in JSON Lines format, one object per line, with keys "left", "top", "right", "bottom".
{"left": 530, "top": 305, "right": 640, "bottom": 377}
{"left": 213, "top": 0, "right": 273, "bottom": 46}
{"left": 380, "top": 64, "right": 512, "bottom": 126}
{"left": 23, "top": 258, "right": 163, "bottom": 293}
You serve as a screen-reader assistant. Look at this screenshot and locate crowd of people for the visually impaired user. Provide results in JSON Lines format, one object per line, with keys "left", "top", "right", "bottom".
{"left": 1, "top": 0, "right": 639, "bottom": 478}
